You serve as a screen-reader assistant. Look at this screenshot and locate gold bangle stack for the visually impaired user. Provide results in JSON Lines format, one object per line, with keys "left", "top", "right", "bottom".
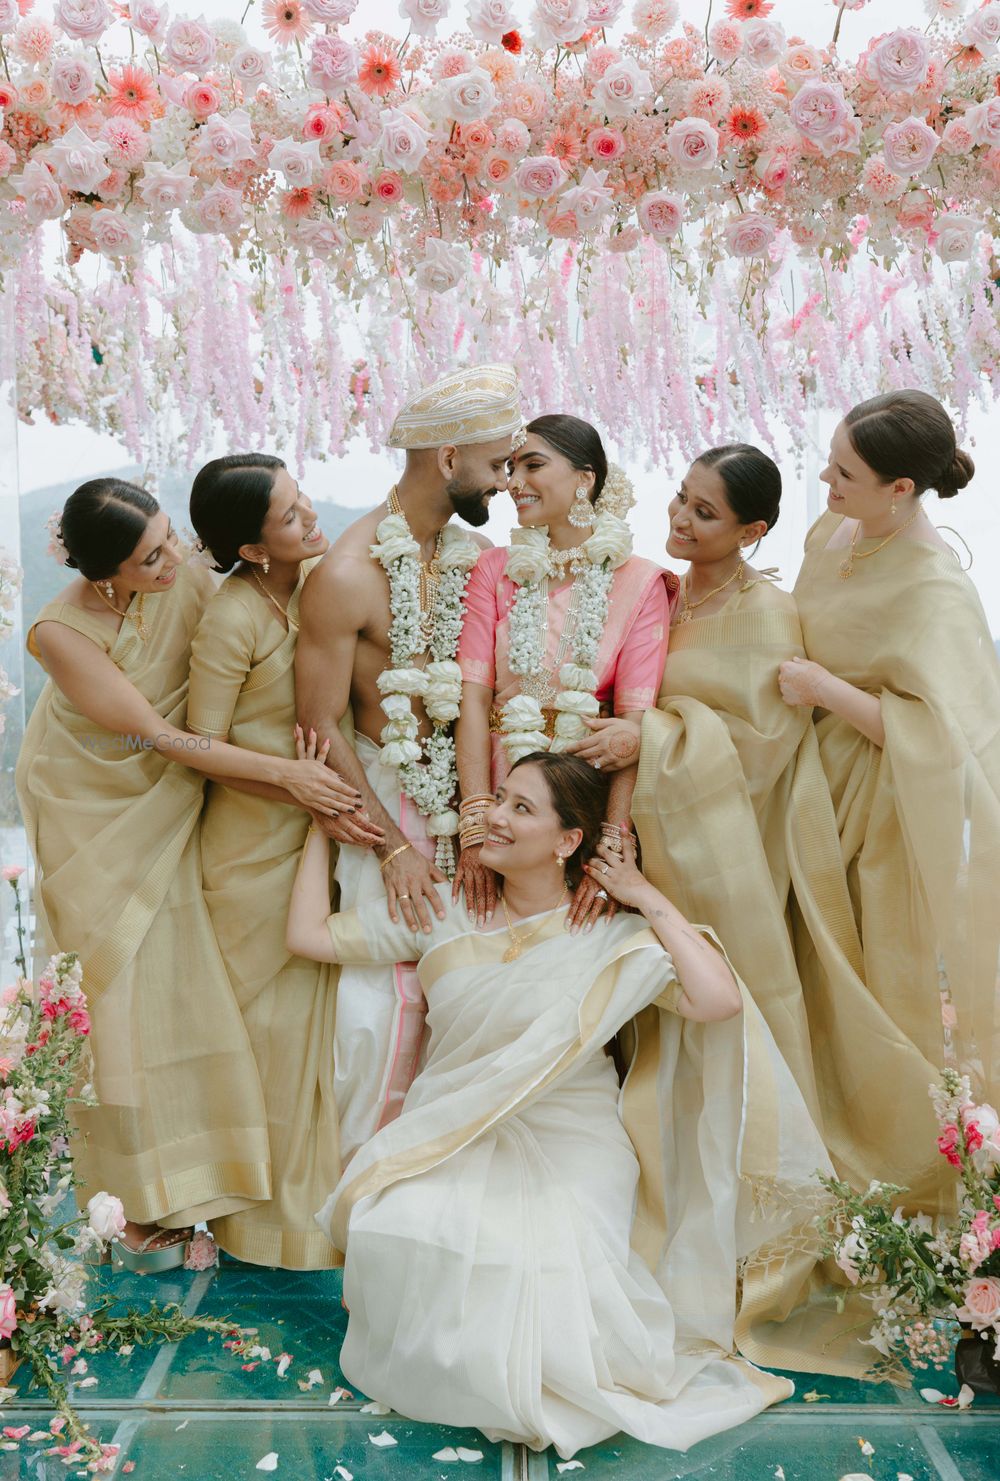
{"left": 459, "top": 794, "right": 493, "bottom": 851}
{"left": 600, "top": 822, "right": 632, "bottom": 856}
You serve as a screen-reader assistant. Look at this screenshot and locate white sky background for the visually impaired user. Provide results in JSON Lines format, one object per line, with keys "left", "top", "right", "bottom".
{"left": 12, "top": 0, "right": 1000, "bottom": 630}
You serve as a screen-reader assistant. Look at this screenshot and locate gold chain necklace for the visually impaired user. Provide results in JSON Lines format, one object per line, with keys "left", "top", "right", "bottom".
{"left": 93, "top": 584, "right": 149, "bottom": 641}
{"left": 387, "top": 486, "right": 444, "bottom": 645}
{"left": 838, "top": 509, "right": 921, "bottom": 580}
{"left": 500, "top": 890, "right": 568, "bottom": 963}
{"left": 250, "top": 566, "right": 299, "bottom": 630}
{"left": 677, "top": 558, "right": 745, "bottom": 624}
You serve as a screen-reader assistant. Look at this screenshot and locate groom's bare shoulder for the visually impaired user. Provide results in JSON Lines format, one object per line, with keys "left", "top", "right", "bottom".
{"left": 301, "top": 514, "right": 385, "bottom": 633}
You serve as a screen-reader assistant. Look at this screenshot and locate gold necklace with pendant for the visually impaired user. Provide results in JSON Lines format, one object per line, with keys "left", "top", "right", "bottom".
{"left": 93, "top": 584, "right": 150, "bottom": 641}
{"left": 499, "top": 890, "right": 568, "bottom": 963}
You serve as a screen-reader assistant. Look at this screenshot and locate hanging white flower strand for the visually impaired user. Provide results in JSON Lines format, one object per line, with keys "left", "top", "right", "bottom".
{"left": 371, "top": 512, "right": 480, "bottom": 876}
{"left": 500, "top": 502, "right": 634, "bottom": 764}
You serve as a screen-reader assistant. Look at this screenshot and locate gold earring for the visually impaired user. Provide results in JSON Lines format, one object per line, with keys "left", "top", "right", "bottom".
{"left": 102, "top": 580, "right": 115, "bottom": 600}
{"left": 568, "top": 485, "right": 595, "bottom": 529}
{"left": 555, "top": 853, "right": 565, "bottom": 867}
{"left": 262, "top": 557, "right": 270, "bottom": 575}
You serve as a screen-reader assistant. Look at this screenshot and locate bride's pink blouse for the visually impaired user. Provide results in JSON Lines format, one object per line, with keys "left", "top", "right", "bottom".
{"left": 458, "top": 546, "right": 676, "bottom": 714}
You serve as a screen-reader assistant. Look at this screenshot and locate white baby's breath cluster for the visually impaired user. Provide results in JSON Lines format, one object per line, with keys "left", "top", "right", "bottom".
{"left": 370, "top": 509, "right": 479, "bottom": 873}
{"left": 501, "top": 513, "right": 632, "bottom": 762}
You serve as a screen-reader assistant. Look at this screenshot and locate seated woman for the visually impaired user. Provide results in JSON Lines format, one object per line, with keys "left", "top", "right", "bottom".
{"left": 289, "top": 751, "right": 829, "bottom": 1458}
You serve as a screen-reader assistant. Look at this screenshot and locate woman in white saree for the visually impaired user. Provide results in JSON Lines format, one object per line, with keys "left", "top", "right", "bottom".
{"left": 289, "top": 753, "right": 829, "bottom": 1459}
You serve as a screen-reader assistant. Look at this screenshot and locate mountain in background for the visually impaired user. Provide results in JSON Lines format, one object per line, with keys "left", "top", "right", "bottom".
{"left": 16, "top": 466, "right": 365, "bottom": 720}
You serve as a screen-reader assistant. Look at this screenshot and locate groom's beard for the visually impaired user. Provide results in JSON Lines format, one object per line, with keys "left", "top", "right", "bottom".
{"left": 446, "top": 479, "right": 494, "bottom": 528}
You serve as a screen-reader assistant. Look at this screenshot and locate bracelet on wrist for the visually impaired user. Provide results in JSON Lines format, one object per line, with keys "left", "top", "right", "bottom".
{"left": 378, "top": 841, "right": 413, "bottom": 873}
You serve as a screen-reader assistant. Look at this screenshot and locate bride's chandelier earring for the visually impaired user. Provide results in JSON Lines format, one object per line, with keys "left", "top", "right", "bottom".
{"left": 101, "top": 580, "right": 115, "bottom": 601}
{"left": 261, "top": 556, "right": 270, "bottom": 575}
{"left": 568, "top": 484, "right": 595, "bottom": 530}
{"left": 891, "top": 493, "right": 897, "bottom": 517}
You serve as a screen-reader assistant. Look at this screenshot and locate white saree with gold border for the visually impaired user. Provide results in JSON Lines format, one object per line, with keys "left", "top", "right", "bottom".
{"left": 316, "top": 889, "right": 828, "bottom": 1458}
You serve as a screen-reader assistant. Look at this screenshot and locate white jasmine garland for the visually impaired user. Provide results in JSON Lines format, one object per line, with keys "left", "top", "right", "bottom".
{"left": 370, "top": 508, "right": 479, "bottom": 874}
{"left": 500, "top": 512, "right": 633, "bottom": 761}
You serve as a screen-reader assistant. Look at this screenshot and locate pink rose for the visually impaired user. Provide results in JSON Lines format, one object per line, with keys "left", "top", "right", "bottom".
{"left": 637, "top": 188, "right": 682, "bottom": 240}
{"left": 184, "top": 80, "right": 220, "bottom": 119}
{"left": 468, "top": 0, "right": 516, "bottom": 44}
{"left": 373, "top": 168, "right": 403, "bottom": 204}
{"left": 232, "top": 47, "right": 269, "bottom": 87}
{"left": 958, "top": 1275, "right": 1000, "bottom": 1330}
{"left": 592, "top": 57, "right": 653, "bottom": 117}
{"left": 724, "top": 211, "right": 776, "bottom": 259}
{"left": 940, "top": 117, "right": 975, "bottom": 156}
{"left": 51, "top": 56, "right": 95, "bottom": 106}
{"left": 345, "top": 203, "right": 382, "bottom": 240}
{"left": 790, "top": 81, "right": 852, "bottom": 148}
{"left": 484, "top": 152, "right": 513, "bottom": 184}
{"left": 588, "top": 126, "right": 625, "bottom": 161}
{"left": 302, "top": 0, "right": 357, "bottom": 21}
{"left": 559, "top": 165, "right": 613, "bottom": 230}
{"left": 269, "top": 137, "right": 321, "bottom": 184}
{"left": 966, "top": 98, "right": 1000, "bottom": 147}
{"left": 91, "top": 209, "right": 141, "bottom": 257}
{"left": 194, "top": 111, "right": 256, "bottom": 168}
{"left": 183, "top": 1230, "right": 220, "bottom": 1271}
{"left": 379, "top": 107, "right": 430, "bottom": 171}
{"left": 413, "top": 236, "right": 466, "bottom": 291}
{"left": 54, "top": 0, "right": 109, "bottom": 42}
{"left": 0, "top": 1284, "right": 16, "bottom": 1342}
{"left": 303, "top": 105, "right": 342, "bottom": 143}
{"left": 754, "top": 149, "right": 792, "bottom": 193}
{"left": 191, "top": 183, "right": 245, "bottom": 234}
{"left": 506, "top": 81, "right": 547, "bottom": 124}
{"left": 630, "top": 0, "right": 677, "bottom": 39}
{"left": 707, "top": 19, "right": 742, "bottom": 63}
{"left": 667, "top": 117, "right": 719, "bottom": 171}
{"left": 138, "top": 160, "right": 195, "bottom": 211}
{"left": 292, "top": 216, "right": 347, "bottom": 259}
{"left": 514, "top": 154, "right": 564, "bottom": 197}
{"left": 882, "top": 117, "right": 939, "bottom": 176}
{"left": 868, "top": 29, "right": 931, "bottom": 94}
{"left": 323, "top": 159, "right": 366, "bottom": 200}
{"left": 126, "top": 0, "right": 166, "bottom": 41}
{"left": 307, "top": 34, "right": 358, "bottom": 91}
{"left": 896, "top": 189, "right": 933, "bottom": 231}
{"left": 961, "top": 4, "right": 1000, "bottom": 57}
{"left": 742, "top": 18, "right": 785, "bottom": 70}
{"left": 164, "top": 18, "right": 217, "bottom": 75}
{"left": 779, "top": 43, "right": 823, "bottom": 89}
{"left": 933, "top": 211, "right": 980, "bottom": 263}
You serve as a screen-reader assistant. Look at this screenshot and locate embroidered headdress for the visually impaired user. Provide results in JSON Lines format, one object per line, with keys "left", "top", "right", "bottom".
{"left": 388, "top": 363, "right": 524, "bottom": 451}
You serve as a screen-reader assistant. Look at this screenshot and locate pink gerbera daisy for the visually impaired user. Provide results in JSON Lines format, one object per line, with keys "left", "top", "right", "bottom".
{"left": 262, "top": 0, "right": 315, "bottom": 46}
{"left": 724, "top": 0, "right": 773, "bottom": 16}
{"left": 107, "top": 65, "right": 158, "bottom": 122}
{"left": 357, "top": 43, "right": 401, "bottom": 97}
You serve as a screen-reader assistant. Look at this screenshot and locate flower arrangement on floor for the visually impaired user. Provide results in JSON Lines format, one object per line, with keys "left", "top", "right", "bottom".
{"left": 3, "top": 2, "right": 1000, "bottom": 465}
{"left": 0, "top": 877, "right": 249, "bottom": 1475}
{"left": 821, "top": 1067, "right": 1000, "bottom": 1392}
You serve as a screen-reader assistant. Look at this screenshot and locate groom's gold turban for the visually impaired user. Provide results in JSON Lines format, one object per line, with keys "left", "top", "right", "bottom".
{"left": 388, "top": 364, "right": 523, "bottom": 451}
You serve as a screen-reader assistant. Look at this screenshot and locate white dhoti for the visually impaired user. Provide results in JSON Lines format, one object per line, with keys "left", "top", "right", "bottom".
{"left": 333, "top": 733, "right": 435, "bottom": 1162}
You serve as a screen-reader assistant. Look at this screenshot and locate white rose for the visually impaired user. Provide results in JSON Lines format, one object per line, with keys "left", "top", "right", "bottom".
{"left": 400, "top": 0, "right": 449, "bottom": 36}
{"left": 592, "top": 57, "right": 653, "bottom": 118}
{"left": 558, "top": 662, "right": 598, "bottom": 691}
{"left": 380, "top": 692, "right": 415, "bottom": 722}
{"left": 232, "top": 45, "right": 270, "bottom": 84}
{"left": 381, "top": 716, "right": 420, "bottom": 742}
{"left": 424, "top": 660, "right": 463, "bottom": 722}
{"left": 12, "top": 160, "right": 64, "bottom": 224}
{"left": 741, "top": 18, "right": 785, "bottom": 69}
{"left": 961, "top": 3, "right": 1000, "bottom": 55}
{"left": 370, "top": 513, "right": 421, "bottom": 564}
{"left": 91, "top": 210, "right": 143, "bottom": 258}
{"left": 584, "top": 513, "right": 632, "bottom": 568}
{"left": 381, "top": 738, "right": 423, "bottom": 767}
{"left": 505, "top": 731, "right": 552, "bottom": 763}
{"left": 467, "top": 0, "right": 516, "bottom": 43}
{"left": 139, "top": 161, "right": 196, "bottom": 212}
{"left": 554, "top": 689, "right": 600, "bottom": 717}
{"left": 442, "top": 67, "right": 497, "bottom": 123}
{"left": 46, "top": 123, "right": 109, "bottom": 194}
{"left": 377, "top": 667, "right": 430, "bottom": 696}
{"left": 413, "top": 238, "right": 467, "bottom": 293}
{"left": 87, "top": 1191, "right": 126, "bottom": 1242}
{"left": 532, "top": 0, "right": 588, "bottom": 47}
{"left": 428, "top": 808, "right": 460, "bottom": 837}
{"left": 502, "top": 693, "right": 546, "bottom": 732}
{"left": 505, "top": 529, "right": 552, "bottom": 585}
{"left": 934, "top": 211, "right": 979, "bottom": 262}
{"left": 380, "top": 107, "right": 431, "bottom": 173}
{"left": 438, "top": 527, "right": 480, "bottom": 571}
{"left": 269, "top": 138, "right": 321, "bottom": 185}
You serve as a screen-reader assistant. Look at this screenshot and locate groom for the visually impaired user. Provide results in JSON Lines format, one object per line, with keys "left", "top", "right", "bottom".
{"left": 296, "top": 363, "right": 522, "bottom": 1156}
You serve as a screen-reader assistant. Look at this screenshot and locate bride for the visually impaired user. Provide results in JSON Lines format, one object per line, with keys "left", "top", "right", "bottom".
{"left": 289, "top": 751, "right": 829, "bottom": 1458}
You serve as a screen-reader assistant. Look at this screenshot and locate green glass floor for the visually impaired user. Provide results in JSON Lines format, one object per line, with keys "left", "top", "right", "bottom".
{"left": 2, "top": 1259, "right": 998, "bottom": 1479}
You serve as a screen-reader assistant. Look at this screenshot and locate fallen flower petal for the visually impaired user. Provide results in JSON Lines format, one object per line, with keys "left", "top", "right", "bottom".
{"left": 433, "top": 1450, "right": 460, "bottom": 1463}
{"left": 360, "top": 1401, "right": 391, "bottom": 1415}
{"left": 256, "top": 1455, "right": 279, "bottom": 1472}
{"left": 2, "top": 1427, "right": 29, "bottom": 1440}
{"left": 456, "top": 1450, "right": 484, "bottom": 1464}
{"left": 556, "top": 1464, "right": 584, "bottom": 1474}
{"left": 275, "top": 1354, "right": 292, "bottom": 1378}
{"left": 802, "top": 1391, "right": 831, "bottom": 1403}
{"left": 368, "top": 1432, "right": 397, "bottom": 1447}
{"left": 334, "top": 1469, "right": 353, "bottom": 1481}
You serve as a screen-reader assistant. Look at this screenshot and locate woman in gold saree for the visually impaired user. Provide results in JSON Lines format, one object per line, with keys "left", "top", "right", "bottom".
{"left": 290, "top": 753, "right": 829, "bottom": 1458}
{"left": 187, "top": 454, "right": 350, "bottom": 1269}
{"left": 779, "top": 390, "right": 1000, "bottom": 1215}
{"left": 16, "top": 479, "right": 356, "bottom": 1269}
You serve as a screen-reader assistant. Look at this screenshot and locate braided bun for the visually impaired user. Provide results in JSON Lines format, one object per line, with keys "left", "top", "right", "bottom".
{"left": 937, "top": 447, "right": 975, "bottom": 500}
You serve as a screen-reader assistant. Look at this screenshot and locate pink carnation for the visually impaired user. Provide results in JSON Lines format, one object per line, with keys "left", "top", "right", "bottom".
{"left": 102, "top": 117, "right": 149, "bottom": 168}
{"left": 940, "top": 117, "right": 975, "bottom": 156}
{"left": 495, "top": 117, "right": 530, "bottom": 155}
{"left": 861, "top": 155, "right": 904, "bottom": 203}
{"left": 707, "top": 19, "right": 742, "bottom": 63}
{"left": 13, "top": 17, "right": 54, "bottom": 61}
{"left": 585, "top": 43, "right": 620, "bottom": 80}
